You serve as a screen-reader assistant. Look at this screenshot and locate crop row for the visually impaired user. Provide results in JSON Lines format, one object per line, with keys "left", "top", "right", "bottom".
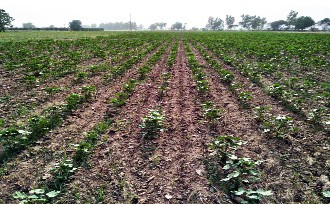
{"left": 10, "top": 40, "right": 172, "bottom": 203}
{"left": 0, "top": 35, "right": 167, "bottom": 130}
{"left": 0, "top": 36, "right": 171, "bottom": 173}
{"left": 183, "top": 40, "right": 274, "bottom": 203}
{"left": 186, "top": 32, "right": 330, "bottom": 131}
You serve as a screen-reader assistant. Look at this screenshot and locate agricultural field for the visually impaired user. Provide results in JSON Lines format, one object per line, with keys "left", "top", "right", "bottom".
{"left": 0, "top": 31, "right": 329, "bottom": 203}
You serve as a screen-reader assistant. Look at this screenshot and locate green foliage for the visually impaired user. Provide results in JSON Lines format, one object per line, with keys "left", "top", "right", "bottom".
{"left": 148, "top": 22, "right": 167, "bottom": 30}
{"left": 0, "top": 9, "right": 14, "bottom": 32}
{"left": 240, "top": 14, "right": 267, "bottom": 30}
{"left": 74, "top": 71, "right": 87, "bottom": 83}
{"left": 168, "top": 42, "right": 178, "bottom": 67}
{"left": 50, "top": 159, "right": 77, "bottom": 189}
{"left": 13, "top": 189, "right": 60, "bottom": 204}
{"left": 171, "top": 22, "right": 184, "bottom": 30}
{"left": 270, "top": 20, "right": 287, "bottom": 31}
{"left": 81, "top": 85, "right": 96, "bottom": 101}
{"left": 110, "top": 80, "right": 138, "bottom": 107}
{"left": 307, "top": 108, "right": 325, "bottom": 125}
{"left": 65, "top": 93, "right": 81, "bottom": 111}
{"left": 206, "top": 16, "right": 224, "bottom": 31}
{"left": 267, "top": 83, "right": 285, "bottom": 99}
{"left": 158, "top": 72, "right": 172, "bottom": 98}
{"left": 261, "top": 114, "right": 300, "bottom": 138}
{"left": 239, "top": 91, "right": 253, "bottom": 108}
{"left": 139, "top": 110, "right": 165, "bottom": 139}
{"left": 22, "top": 22, "right": 36, "bottom": 29}
{"left": 225, "top": 15, "right": 235, "bottom": 29}
{"left": 0, "top": 128, "right": 31, "bottom": 158}
{"left": 44, "top": 86, "right": 61, "bottom": 95}
{"left": 0, "top": 119, "right": 4, "bottom": 127}
{"left": 23, "top": 75, "right": 38, "bottom": 85}
{"left": 69, "top": 20, "right": 82, "bottom": 31}
{"left": 295, "top": 16, "right": 315, "bottom": 30}
{"left": 123, "top": 79, "right": 138, "bottom": 94}
{"left": 202, "top": 102, "right": 224, "bottom": 128}
{"left": 184, "top": 44, "right": 209, "bottom": 94}
{"left": 208, "top": 136, "right": 272, "bottom": 203}
{"left": 287, "top": 10, "right": 298, "bottom": 27}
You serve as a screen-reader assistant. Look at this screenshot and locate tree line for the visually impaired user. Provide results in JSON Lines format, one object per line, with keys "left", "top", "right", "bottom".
{"left": 204, "top": 11, "right": 329, "bottom": 31}
{"left": 1, "top": 8, "right": 329, "bottom": 32}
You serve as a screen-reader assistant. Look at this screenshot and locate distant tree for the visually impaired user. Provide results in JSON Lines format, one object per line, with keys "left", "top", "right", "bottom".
{"left": 91, "top": 23, "right": 97, "bottom": 28}
{"left": 22, "top": 22, "right": 36, "bottom": 29}
{"left": 287, "top": 10, "right": 298, "bottom": 29}
{"left": 206, "top": 16, "right": 214, "bottom": 30}
{"left": 69, "top": 20, "right": 82, "bottom": 31}
{"left": 319, "top": 18, "right": 330, "bottom": 26}
{"left": 239, "top": 14, "right": 252, "bottom": 29}
{"left": 137, "top": 24, "right": 144, "bottom": 30}
{"left": 225, "top": 15, "right": 235, "bottom": 29}
{"left": 99, "top": 22, "right": 137, "bottom": 30}
{"left": 319, "top": 18, "right": 330, "bottom": 30}
{"left": 251, "top": 16, "right": 267, "bottom": 30}
{"left": 294, "top": 16, "right": 315, "bottom": 30}
{"left": 157, "top": 22, "right": 167, "bottom": 30}
{"left": 0, "top": 9, "right": 14, "bottom": 32}
{"left": 240, "top": 15, "right": 266, "bottom": 30}
{"left": 206, "top": 16, "right": 224, "bottom": 31}
{"left": 190, "top": 27, "right": 200, "bottom": 31}
{"left": 49, "top": 25, "right": 55, "bottom": 28}
{"left": 149, "top": 23, "right": 158, "bottom": 30}
{"left": 171, "top": 22, "right": 183, "bottom": 30}
{"left": 270, "top": 20, "right": 287, "bottom": 30}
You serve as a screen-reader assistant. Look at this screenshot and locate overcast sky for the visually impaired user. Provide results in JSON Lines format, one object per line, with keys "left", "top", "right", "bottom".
{"left": 2, "top": 0, "right": 329, "bottom": 29}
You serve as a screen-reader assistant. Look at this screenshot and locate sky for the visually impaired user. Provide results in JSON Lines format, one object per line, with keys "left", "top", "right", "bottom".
{"left": 2, "top": 0, "right": 330, "bottom": 29}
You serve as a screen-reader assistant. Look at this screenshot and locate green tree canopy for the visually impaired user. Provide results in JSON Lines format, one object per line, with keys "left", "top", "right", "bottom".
{"left": 149, "top": 22, "right": 167, "bottom": 30}
{"left": 171, "top": 22, "right": 183, "bottom": 30}
{"left": 206, "top": 16, "right": 224, "bottom": 31}
{"left": 319, "top": 18, "right": 330, "bottom": 26}
{"left": 287, "top": 10, "right": 298, "bottom": 27}
{"left": 270, "top": 20, "right": 287, "bottom": 30}
{"left": 0, "top": 9, "right": 14, "bottom": 32}
{"left": 149, "top": 23, "right": 158, "bottom": 30}
{"left": 225, "top": 15, "right": 235, "bottom": 29}
{"left": 239, "top": 15, "right": 267, "bottom": 30}
{"left": 22, "top": 22, "right": 36, "bottom": 29}
{"left": 295, "top": 16, "right": 315, "bottom": 30}
{"left": 319, "top": 18, "right": 330, "bottom": 30}
{"left": 69, "top": 20, "right": 82, "bottom": 31}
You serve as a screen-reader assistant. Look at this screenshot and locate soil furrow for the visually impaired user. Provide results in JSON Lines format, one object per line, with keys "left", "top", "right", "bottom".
{"left": 140, "top": 40, "right": 216, "bottom": 203}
